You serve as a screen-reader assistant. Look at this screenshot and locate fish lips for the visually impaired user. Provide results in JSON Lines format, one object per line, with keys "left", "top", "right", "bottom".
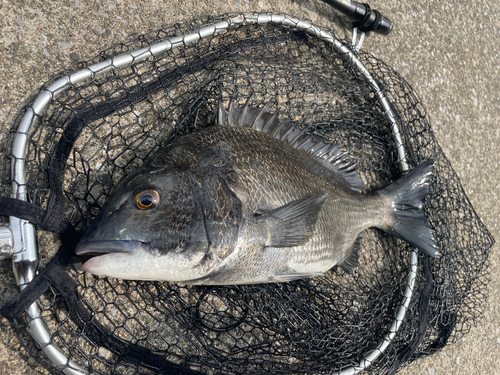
{"left": 75, "top": 240, "right": 144, "bottom": 256}
{"left": 76, "top": 240, "right": 152, "bottom": 277}
{"left": 75, "top": 240, "right": 208, "bottom": 281}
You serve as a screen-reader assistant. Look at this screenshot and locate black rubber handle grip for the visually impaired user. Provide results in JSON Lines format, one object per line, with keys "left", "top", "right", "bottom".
{"left": 321, "top": 0, "right": 394, "bottom": 34}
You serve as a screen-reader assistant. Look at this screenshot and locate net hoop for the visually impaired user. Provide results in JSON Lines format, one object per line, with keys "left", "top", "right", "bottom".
{"left": 9, "top": 13, "right": 417, "bottom": 374}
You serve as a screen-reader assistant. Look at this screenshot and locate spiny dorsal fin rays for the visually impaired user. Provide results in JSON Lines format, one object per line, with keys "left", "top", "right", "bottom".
{"left": 268, "top": 113, "right": 289, "bottom": 137}
{"left": 216, "top": 100, "right": 364, "bottom": 191}
{"left": 261, "top": 110, "right": 281, "bottom": 134}
{"left": 218, "top": 100, "right": 277, "bottom": 130}
{"left": 218, "top": 99, "right": 288, "bottom": 134}
{"left": 294, "top": 137, "right": 313, "bottom": 150}
{"left": 310, "top": 143, "right": 364, "bottom": 192}
{"left": 238, "top": 100, "right": 251, "bottom": 127}
{"left": 217, "top": 100, "right": 229, "bottom": 126}
{"left": 228, "top": 100, "right": 239, "bottom": 126}
{"left": 289, "top": 128, "right": 310, "bottom": 148}
{"left": 327, "top": 147, "right": 363, "bottom": 188}
{"left": 251, "top": 101, "right": 271, "bottom": 130}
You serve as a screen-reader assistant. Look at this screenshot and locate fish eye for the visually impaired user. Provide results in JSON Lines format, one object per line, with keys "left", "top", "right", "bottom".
{"left": 133, "top": 189, "right": 160, "bottom": 210}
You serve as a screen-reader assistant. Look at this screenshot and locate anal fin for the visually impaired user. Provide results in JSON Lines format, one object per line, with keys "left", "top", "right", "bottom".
{"left": 339, "top": 233, "right": 363, "bottom": 274}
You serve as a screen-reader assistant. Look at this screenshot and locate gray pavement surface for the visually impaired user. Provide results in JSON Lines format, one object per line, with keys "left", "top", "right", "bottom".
{"left": 0, "top": 0, "right": 498, "bottom": 374}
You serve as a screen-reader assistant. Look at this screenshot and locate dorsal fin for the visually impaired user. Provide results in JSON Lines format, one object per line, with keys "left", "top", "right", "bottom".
{"left": 218, "top": 99, "right": 285, "bottom": 132}
{"left": 217, "top": 100, "right": 364, "bottom": 191}
{"left": 303, "top": 142, "right": 364, "bottom": 191}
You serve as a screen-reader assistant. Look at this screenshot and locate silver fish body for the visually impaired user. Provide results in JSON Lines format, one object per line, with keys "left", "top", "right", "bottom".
{"left": 76, "top": 101, "right": 440, "bottom": 284}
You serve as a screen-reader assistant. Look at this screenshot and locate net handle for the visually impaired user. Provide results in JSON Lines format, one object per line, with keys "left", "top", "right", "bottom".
{"left": 7, "top": 13, "right": 412, "bottom": 375}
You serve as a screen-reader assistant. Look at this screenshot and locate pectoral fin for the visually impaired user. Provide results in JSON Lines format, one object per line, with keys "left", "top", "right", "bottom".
{"left": 256, "top": 193, "right": 329, "bottom": 248}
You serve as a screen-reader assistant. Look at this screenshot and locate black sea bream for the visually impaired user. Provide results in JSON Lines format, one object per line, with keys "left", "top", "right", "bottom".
{"left": 76, "top": 101, "right": 440, "bottom": 284}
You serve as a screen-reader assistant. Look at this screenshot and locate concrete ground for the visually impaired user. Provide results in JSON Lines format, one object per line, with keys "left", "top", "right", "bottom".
{"left": 0, "top": 0, "right": 498, "bottom": 374}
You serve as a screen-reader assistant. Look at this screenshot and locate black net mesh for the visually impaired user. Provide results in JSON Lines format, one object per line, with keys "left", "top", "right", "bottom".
{"left": 1, "top": 13, "right": 494, "bottom": 375}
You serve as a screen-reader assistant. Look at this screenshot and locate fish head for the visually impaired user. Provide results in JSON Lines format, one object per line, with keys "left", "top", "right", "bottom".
{"left": 76, "top": 166, "right": 215, "bottom": 282}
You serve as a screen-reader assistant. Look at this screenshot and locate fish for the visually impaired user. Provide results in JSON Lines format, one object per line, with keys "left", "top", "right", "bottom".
{"left": 75, "top": 100, "right": 440, "bottom": 285}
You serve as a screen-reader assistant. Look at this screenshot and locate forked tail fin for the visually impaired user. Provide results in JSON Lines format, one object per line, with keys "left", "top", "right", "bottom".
{"left": 378, "top": 160, "right": 440, "bottom": 257}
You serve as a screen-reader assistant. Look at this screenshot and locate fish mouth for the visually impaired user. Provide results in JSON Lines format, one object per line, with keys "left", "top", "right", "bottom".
{"left": 75, "top": 240, "right": 144, "bottom": 256}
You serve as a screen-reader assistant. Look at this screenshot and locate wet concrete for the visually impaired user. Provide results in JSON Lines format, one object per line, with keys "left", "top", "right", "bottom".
{"left": 0, "top": 0, "right": 498, "bottom": 374}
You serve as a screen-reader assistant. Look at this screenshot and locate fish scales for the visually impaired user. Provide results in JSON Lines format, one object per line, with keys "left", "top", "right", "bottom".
{"left": 171, "top": 125, "right": 381, "bottom": 283}
{"left": 76, "top": 101, "right": 440, "bottom": 285}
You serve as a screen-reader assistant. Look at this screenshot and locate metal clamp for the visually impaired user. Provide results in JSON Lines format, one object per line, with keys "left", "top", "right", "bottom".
{"left": 0, "top": 224, "right": 13, "bottom": 260}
